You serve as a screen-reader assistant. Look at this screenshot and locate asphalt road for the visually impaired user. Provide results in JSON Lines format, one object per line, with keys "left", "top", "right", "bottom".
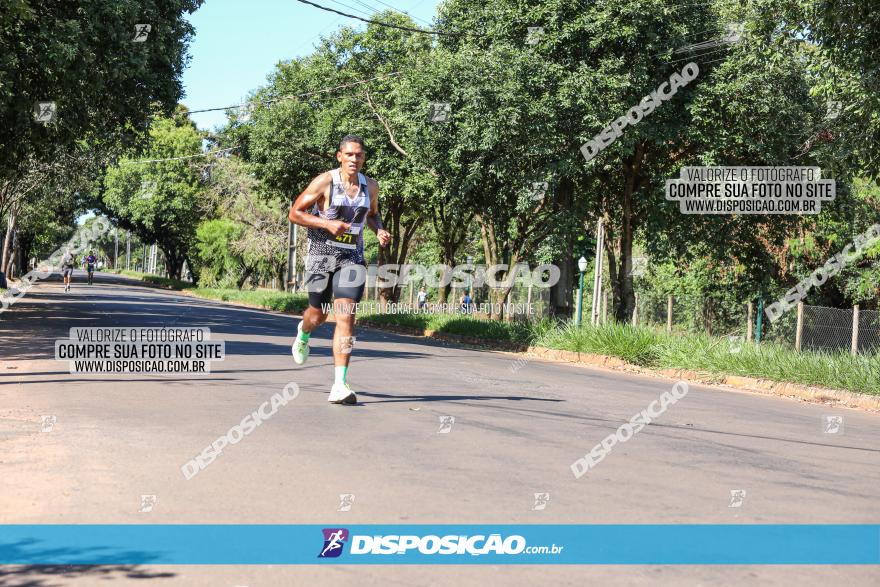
{"left": 1, "top": 271, "right": 878, "bottom": 586}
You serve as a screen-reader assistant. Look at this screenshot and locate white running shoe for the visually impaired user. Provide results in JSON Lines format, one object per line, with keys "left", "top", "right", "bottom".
{"left": 291, "top": 323, "right": 310, "bottom": 365}
{"left": 328, "top": 382, "right": 357, "bottom": 405}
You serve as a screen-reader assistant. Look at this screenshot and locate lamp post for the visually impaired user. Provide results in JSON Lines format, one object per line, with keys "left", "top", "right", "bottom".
{"left": 466, "top": 255, "right": 473, "bottom": 296}
{"left": 576, "top": 256, "right": 588, "bottom": 326}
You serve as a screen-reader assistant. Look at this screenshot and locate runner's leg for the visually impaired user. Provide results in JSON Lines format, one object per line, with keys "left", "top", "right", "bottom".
{"left": 292, "top": 270, "right": 332, "bottom": 365}
{"left": 327, "top": 265, "right": 365, "bottom": 404}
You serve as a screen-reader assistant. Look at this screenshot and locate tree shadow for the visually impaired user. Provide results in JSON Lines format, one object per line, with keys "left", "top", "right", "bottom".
{"left": 0, "top": 538, "right": 175, "bottom": 586}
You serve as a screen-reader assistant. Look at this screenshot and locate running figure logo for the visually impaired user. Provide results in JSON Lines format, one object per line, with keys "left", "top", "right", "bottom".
{"left": 526, "top": 26, "right": 544, "bottom": 45}
{"left": 825, "top": 100, "right": 842, "bottom": 120}
{"left": 133, "top": 24, "right": 151, "bottom": 42}
{"left": 527, "top": 181, "right": 548, "bottom": 201}
{"left": 318, "top": 528, "right": 349, "bottom": 558}
{"left": 728, "top": 489, "right": 746, "bottom": 508}
{"left": 337, "top": 493, "right": 355, "bottom": 512}
{"left": 823, "top": 415, "right": 844, "bottom": 434}
{"left": 533, "top": 492, "right": 550, "bottom": 510}
{"left": 429, "top": 102, "right": 451, "bottom": 123}
{"left": 139, "top": 494, "right": 158, "bottom": 512}
{"left": 438, "top": 415, "right": 455, "bottom": 434}
{"left": 40, "top": 415, "right": 56, "bottom": 433}
{"left": 33, "top": 101, "right": 56, "bottom": 123}
{"left": 630, "top": 256, "right": 648, "bottom": 277}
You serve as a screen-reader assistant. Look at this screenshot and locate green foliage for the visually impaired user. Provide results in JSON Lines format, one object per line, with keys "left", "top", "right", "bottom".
{"left": 194, "top": 219, "right": 242, "bottom": 289}
{"left": 103, "top": 112, "right": 208, "bottom": 279}
{"left": 0, "top": 0, "right": 202, "bottom": 178}
{"left": 188, "top": 288, "right": 310, "bottom": 313}
{"left": 359, "top": 312, "right": 880, "bottom": 394}
{"left": 111, "top": 268, "right": 192, "bottom": 290}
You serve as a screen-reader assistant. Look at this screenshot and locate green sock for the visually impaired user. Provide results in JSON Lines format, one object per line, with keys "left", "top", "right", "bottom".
{"left": 298, "top": 323, "right": 310, "bottom": 342}
{"left": 335, "top": 365, "right": 348, "bottom": 385}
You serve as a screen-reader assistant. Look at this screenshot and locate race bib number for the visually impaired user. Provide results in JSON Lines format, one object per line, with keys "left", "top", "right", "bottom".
{"left": 327, "top": 232, "right": 357, "bottom": 250}
{"left": 327, "top": 225, "right": 361, "bottom": 250}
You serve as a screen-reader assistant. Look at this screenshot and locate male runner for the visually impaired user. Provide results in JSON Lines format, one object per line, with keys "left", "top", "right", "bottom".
{"left": 61, "top": 249, "right": 75, "bottom": 292}
{"left": 83, "top": 252, "right": 97, "bottom": 285}
{"left": 288, "top": 135, "right": 390, "bottom": 405}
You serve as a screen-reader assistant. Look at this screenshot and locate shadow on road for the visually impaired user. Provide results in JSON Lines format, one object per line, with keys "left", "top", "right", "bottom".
{"left": 358, "top": 391, "right": 564, "bottom": 404}
{"left": 0, "top": 538, "right": 174, "bottom": 586}
{"left": 1, "top": 275, "right": 436, "bottom": 364}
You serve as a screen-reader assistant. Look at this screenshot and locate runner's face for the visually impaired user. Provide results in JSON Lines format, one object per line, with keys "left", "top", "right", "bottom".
{"left": 337, "top": 143, "right": 365, "bottom": 175}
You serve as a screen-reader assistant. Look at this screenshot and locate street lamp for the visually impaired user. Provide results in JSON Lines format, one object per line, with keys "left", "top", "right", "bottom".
{"left": 466, "top": 255, "right": 474, "bottom": 296}
{"left": 576, "top": 256, "right": 588, "bottom": 326}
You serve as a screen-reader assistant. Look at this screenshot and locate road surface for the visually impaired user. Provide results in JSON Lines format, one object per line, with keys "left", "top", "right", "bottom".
{"left": 1, "top": 272, "right": 877, "bottom": 585}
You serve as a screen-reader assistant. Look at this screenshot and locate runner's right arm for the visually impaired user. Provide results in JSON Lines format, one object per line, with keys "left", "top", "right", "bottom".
{"left": 288, "top": 172, "right": 350, "bottom": 237}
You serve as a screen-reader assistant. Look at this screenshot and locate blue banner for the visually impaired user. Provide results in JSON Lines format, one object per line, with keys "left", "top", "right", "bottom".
{"left": 1, "top": 525, "right": 877, "bottom": 565}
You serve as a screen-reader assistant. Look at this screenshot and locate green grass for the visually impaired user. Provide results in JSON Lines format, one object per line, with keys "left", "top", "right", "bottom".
{"left": 357, "top": 311, "right": 539, "bottom": 342}
{"left": 109, "top": 269, "right": 193, "bottom": 291}
{"left": 358, "top": 313, "right": 880, "bottom": 395}
{"left": 189, "top": 288, "right": 310, "bottom": 314}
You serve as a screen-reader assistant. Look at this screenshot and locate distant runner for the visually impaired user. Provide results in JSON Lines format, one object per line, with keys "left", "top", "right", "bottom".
{"left": 288, "top": 135, "right": 390, "bottom": 405}
{"left": 61, "top": 249, "right": 75, "bottom": 292}
{"left": 83, "top": 252, "right": 97, "bottom": 285}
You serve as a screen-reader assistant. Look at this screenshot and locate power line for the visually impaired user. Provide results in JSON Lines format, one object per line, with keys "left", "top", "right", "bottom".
{"left": 667, "top": 44, "right": 733, "bottom": 64}
{"left": 122, "top": 146, "right": 238, "bottom": 165}
{"left": 326, "top": 0, "right": 376, "bottom": 18}
{"left": 366, "top": 0, "right": 434, "bottom": 26}
{"left": 293, "top": 0, "right": 460, "bottom": 36}
{"left": 186, "top": 71, "right": 401, "bottom": 115}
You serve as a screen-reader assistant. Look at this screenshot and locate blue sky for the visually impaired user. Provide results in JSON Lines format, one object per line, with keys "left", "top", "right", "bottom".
{"left": 182, "top": 0, "right": 441, "bottom": 131}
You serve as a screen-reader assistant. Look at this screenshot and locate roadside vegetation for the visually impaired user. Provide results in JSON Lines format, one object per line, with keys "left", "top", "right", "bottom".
{"left": 358, "top": 313, "right": 880, "bottom": 395}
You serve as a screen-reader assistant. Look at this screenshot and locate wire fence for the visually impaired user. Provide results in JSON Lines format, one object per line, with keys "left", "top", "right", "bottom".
{"left": 630, "top": 294, "right": 880, "bottom": 356}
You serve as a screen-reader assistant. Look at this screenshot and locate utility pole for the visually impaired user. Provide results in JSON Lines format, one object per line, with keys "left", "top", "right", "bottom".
{"left": 113, "top": 229, "right": 118, "bottom": 269}
{"left": 126, "top": 231, "right": 131, "bottom": 271}
{"left": 590, "top": 219, "right": 605, "bottom": 326}
{"left": 287, "top": 210, "right": 298, "bottom": 292}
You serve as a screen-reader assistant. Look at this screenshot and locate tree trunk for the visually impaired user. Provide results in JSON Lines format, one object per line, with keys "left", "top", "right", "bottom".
{"left": 377, "top": 207, "right": 420, "bottom": 304}
{"left": 1, "top": 210, "right": 16, "bottom": 275}
{"left": 608, "top": 144, "right": 644, "bottom": 323}
{"left": 237, "top": 265, "right": 253, "bottom": 289}
{"left": 184, "top": 253, "right": 200, "bottom": 284}
{"left": 161, "top": 247, "right": 184, "bottom": 281}
{"left": 549, "top": 243, "right": 574, "bottom": 319}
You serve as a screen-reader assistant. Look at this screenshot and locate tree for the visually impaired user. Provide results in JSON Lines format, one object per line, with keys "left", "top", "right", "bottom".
{"left": 102, "top": 110, "right": 208, "bottom": 280}
{"left": 0, "top": 0, "right": 202, "bottom": 179}
{"left": 199, "top": 156, "right": 288, "bottom": 288}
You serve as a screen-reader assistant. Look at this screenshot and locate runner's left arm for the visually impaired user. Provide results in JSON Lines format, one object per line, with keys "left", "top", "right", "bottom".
{"left": 366, "top": 179, "right": 390, "bottom": 247}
